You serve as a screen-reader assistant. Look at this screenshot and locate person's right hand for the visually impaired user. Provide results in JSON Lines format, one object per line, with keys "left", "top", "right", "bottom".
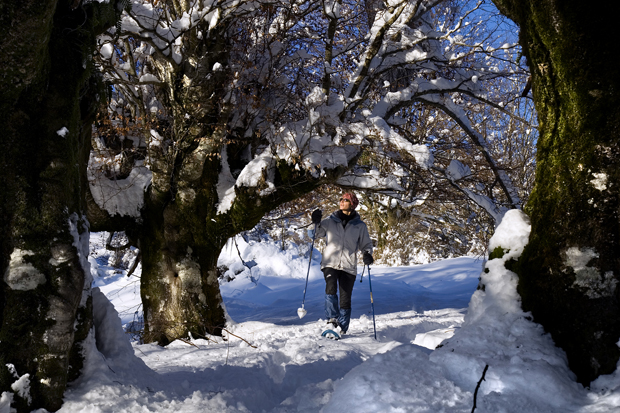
{"left": 311, "top": 209, "right": 322, "bottom": 224}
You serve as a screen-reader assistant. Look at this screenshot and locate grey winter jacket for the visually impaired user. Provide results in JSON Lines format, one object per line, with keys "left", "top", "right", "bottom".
{"left": 313, "top": 211, "right": 373, "bottom": 276}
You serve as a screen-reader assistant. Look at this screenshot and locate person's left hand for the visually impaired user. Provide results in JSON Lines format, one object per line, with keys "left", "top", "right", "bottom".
{"left": 311, "top": 209, "right": 322, "bottom": 224}
{"left": 363, "top": 251, "right": 374, "bottom": 265}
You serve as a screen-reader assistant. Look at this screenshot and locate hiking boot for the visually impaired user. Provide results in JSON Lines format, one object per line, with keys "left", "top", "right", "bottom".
{"left": 327, "top": 318, "right": 339, "bottom": 329}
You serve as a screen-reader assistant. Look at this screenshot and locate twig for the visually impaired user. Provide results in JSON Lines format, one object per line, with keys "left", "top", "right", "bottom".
{"left": 190, "top": 328, "right": 253, "bottom": 348}
{"left": 222, "top": 328, "right": 258, "bottom": 348}
{"left": 183, "top": 331, "right": 219, "bottom": 345}
{"left": 472, "top": 364, "right": 489, "bottom": 413}
{"left": 225, "top": 335, "right": 231, "bottom": 366}
{"left": 178, "top": 338, "right": 199, "bottom": 348}
{"left": 126, "top": 251, "right": 141, "bottom": 277}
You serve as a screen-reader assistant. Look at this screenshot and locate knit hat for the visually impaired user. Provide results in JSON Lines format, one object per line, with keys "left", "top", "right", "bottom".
{"left": 341, "top": 193, "right": 359, "bottom": 210}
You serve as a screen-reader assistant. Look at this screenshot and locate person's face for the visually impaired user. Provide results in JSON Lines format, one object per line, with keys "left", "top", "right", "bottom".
{"left": 339, "top": 197, "right": 352, "bottom": 214}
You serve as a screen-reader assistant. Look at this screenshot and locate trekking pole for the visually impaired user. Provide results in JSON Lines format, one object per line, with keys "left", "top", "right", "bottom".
{"left": 298, "top": 223, "right": 317, "bottom": 319}
{"left": 359, "top": 265, "right": 366, "bottom": 283}
{"left": 367, "top": 264, "right": 377, "bottom": 339}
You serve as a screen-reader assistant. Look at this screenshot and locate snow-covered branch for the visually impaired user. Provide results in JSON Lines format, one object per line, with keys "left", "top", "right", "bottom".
{"left": 91, "top": 0, "right": 533, "bottom": 227}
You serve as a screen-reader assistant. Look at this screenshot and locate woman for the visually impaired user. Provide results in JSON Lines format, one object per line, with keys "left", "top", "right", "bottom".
{"left": 310, "top": 193, "right": 374, "bottom": 334}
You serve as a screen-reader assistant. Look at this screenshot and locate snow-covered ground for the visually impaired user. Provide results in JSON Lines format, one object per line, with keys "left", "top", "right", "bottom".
{"left": 58, "top": 211, "right": 620, "bottom": 412}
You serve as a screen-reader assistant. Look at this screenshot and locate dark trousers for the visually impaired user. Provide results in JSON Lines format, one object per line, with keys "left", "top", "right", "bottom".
{"left": 323, "top": 268, "right": 356, "bottom": 332}
{"left": 323, "top": 267, "right": 356, "bottom": 309}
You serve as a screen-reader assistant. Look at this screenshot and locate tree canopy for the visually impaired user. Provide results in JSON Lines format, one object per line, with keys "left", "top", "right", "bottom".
{"left": 92, "top": 0, "right": 533, "bottom": 225}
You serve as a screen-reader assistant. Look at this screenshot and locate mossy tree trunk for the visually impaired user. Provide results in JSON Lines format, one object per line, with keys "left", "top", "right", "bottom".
{"left": 138, "top": 149, "right": 350, "bottom": 344}
{"left": 0, "top": 0, "right": 118, "bottom": 410}
{"left": 492, "top": 0, "right": 620, "bottom": 384}
{"left": 139, "top": 136, "right": 228, "bottom": 344}
{"left": 132, "top": 26, "right": 235, "bottom": 344}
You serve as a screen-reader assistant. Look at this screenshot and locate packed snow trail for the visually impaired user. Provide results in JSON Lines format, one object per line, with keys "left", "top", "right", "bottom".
{"left": 63, "top": 294, "right": 469, "bottom": 412}
{"left": 57, "top": 226, "right": 620, "bottom": 412}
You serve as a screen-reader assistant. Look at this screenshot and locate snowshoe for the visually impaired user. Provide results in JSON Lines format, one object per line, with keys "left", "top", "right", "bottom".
{"left": 321, "top": 329, "right": 341, "bottom": 340}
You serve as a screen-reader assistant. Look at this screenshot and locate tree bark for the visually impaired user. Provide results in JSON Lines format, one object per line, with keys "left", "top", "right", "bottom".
{"left": 492, "top": 0, "right": 620, "bottom": 384}
{"left": 140, "top": 149, "right": 227, "bottom": 344}
{"left": 138, "top": 149, "right": 352, "bottom": 343}
{"left": 0, "top": 0, "right": 118, "bottom": 410}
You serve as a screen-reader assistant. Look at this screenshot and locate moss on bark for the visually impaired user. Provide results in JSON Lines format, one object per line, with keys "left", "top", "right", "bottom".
{"left": 0, "top": 0, "right": 119, "bottom": 410}
{"left": 492, "top": 0, "right": 620, "bottom": 384}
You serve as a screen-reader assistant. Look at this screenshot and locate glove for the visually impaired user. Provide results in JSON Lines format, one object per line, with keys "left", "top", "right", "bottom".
{"left": 363, "top": 251, "right": 374, "bottom": 265}
{"left": 311, "top": 209, "right": 322, "bottom": 224}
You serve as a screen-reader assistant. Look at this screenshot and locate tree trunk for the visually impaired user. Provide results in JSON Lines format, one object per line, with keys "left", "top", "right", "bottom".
{"left": 137, "top": 29, "right": 233, "bottom": 343}
{"left": 139, "top": 146, "right": 347, "bottom": 343}
{"left": 492, "top": 0, "right": 620, "bottom": 384}
{"left": 140, "top": 151, "right": 227, "bottom": 344}
{"left": 0, "top": 0, "right": 118, "bottom": 410}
